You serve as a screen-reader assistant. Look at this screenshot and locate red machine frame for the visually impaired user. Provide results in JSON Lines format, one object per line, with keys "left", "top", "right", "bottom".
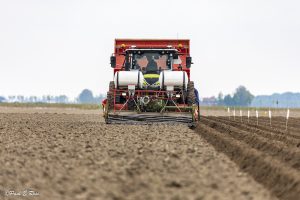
{"left": 105, "top": 39, "right": 198, "bottom": 125}
{"left": 113, "top": 39, "right": 191, "bottom": 78}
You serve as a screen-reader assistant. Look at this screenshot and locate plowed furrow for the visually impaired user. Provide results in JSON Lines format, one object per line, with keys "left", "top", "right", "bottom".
{"left": 210, "top": 116, "right": 300, "bottom": 147}
{"left": 201, "top": 117, "right": 300, "bottom": 170}
{"left": 246, "top": 119, "right": 300, "bottom": 138}
{"left": 250, "top": 118, "right": 300, "bottom": 134}
{"left": 256, "top": 117, "right": 300, "bottom": 130}
{"left": 196, "top": 124, "right": 300, "bottom": 200}
{"left": 219, "top": 117, "right": 300, "bottom": 139}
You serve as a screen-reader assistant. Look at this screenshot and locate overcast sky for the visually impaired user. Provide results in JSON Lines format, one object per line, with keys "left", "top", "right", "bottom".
{"left": 0, "top": 0, "right": 299, "bottom": 99}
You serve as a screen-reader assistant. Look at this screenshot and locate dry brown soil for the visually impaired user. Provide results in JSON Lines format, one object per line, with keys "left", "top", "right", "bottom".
{"left": 196, "top": 116, "right": 300, "bottom": 200}
{"left": 0, "top": 107, "right": 277, "bottom": 200}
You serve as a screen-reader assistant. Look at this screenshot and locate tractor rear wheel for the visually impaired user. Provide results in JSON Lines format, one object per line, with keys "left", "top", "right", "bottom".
{"left": 187, "top": 81, "right": 196, "bottom": 106}
{"left": 107, "top": 81, "right": 115, "bottom": 110}
{"left": 109, "top": 81, "right": 114, "bottom": 91}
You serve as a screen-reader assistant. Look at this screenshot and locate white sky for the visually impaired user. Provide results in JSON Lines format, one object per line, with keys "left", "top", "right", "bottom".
{"left": 0, "top": 0, "right": 299, "bottom": 98}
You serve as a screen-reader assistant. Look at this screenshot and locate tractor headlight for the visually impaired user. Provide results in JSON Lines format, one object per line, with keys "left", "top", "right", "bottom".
{"left": 175, "top": 94, "right": 180, "bottom": 98}
{"left": 122, "top": 92, "right": 127, "bottom": 96}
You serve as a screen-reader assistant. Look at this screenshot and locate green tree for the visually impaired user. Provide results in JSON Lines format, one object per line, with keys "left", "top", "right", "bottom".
{"left": 78, "top": 89, "right": 94, "bottom": 104}
{"left": 0, "top": 96, "right": 5, "bottom": 103}
{"left": 232, "top": 86, "right": 254, "bottom": 106}
{"left": 217, "top": 92, "right": 224, "bottom": 105}
{"left": 55, "top": 95, "right": 68, "bottom": 103}
{"left": 223, "top": 94, "right": 234, "bottom": 106}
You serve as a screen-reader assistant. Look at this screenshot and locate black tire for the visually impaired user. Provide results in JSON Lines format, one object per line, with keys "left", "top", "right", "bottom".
{"left": 107, "top": 81, "right": 115, "bottom": 110}
{"left": 109, "top": 81, "right": 114, "bottom": 91}
{"left": 109, "top": 80, "right": 121, "bottom": 103}
{"left": 187, "top": 81, "right": 196, "bottom": 106}
{"left": 106, "top": 92, "right": 112, "bottom": 110}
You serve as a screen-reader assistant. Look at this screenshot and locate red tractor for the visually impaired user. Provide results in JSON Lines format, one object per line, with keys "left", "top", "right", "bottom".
{"left": 103, "top": 39, "right": 199, "bottom": 127}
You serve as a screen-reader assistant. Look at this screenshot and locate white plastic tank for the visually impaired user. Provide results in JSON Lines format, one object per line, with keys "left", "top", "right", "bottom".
{"left": 114, "top": 70, "right": 144, "bottom": 89}
{"left": 159, "top": 71, "right": 188, "bottom": 91}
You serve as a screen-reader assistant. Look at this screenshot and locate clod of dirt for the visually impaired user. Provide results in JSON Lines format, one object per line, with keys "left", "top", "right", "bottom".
{"left": 166, "top": 181, "right": 182, "bottom": 188}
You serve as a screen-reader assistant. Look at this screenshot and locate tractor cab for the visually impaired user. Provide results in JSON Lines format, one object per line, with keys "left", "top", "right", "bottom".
{"left": 124, "top": 49, "right": 179, "bottom": 88}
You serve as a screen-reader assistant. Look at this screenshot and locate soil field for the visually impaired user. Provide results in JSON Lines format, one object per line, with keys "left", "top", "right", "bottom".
{"left": 196, "top": 116, "right": 300, "bottom": 200}
{"left": 200, "top": 107, "right": 300, "bottom": 118}
{"left": 0, "top": 107, "right": 277, "bottom": 200}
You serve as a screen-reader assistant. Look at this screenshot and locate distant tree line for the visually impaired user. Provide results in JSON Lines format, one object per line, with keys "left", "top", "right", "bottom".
{"left": 0, "top": 95, "right": 69, "bottom": 104}
{"left": 201, "top": 86, "right": 300, "bottom": 108}
{"left": 251, "top": 92, "right": 300, "bottom": 108}
{"left": 201, "top": 86, "right": 255, "bottom": 107}
{"left": 0, "top": 89, "right": 105, "bottom": 104}
{"left": 217, "top": 86, "right": 254, "bottom": 106}
{"left": 77, "top": 89, "right": 104, "bottom": 104}
{"left": 0, "top": 96, "right": 5, "bottom": 103}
